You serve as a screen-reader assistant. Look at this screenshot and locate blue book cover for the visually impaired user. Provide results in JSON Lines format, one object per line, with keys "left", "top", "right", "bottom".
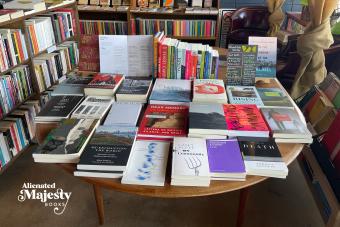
{"left": 150, "top": 79, "right": 191, "bottom": 103}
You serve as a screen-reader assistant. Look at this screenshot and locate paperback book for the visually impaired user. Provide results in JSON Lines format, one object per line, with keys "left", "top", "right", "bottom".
{"left": 33, "top": 119, "right": 100, "bottom": 163}
{"left": 103, "top": 102, "right": 143, "bottom": 127}
{"left": 116, "top": 77, "right": 153, "bottom": 103}
{"left": 71, "top": 96, "right": 114, "bottom": 119}
{"left": 256, "top": 87, "right": 294, "bottom": 107}
{"left": 226, "top": 86, "right": 264, "bottom": 106}
{"left": 84, "top": 73, "right": 124, "bottom": 96}
{"left": 122, "top": 140, "right": 170, "bottom": 186}
{"left": 193, "top": 79, "right": 228, "bottom": 104}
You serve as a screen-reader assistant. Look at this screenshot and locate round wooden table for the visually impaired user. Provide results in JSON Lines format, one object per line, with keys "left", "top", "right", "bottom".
{"left": 58, "top": 143, "right": 303, "bottom": 227}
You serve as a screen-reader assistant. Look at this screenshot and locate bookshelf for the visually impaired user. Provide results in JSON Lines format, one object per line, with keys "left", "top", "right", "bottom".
{"left": 0, "top": 0, "right": 80, "bottom": 174}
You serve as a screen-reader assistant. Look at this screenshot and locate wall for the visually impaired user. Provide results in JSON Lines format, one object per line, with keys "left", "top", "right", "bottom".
{"left": 220, "top": 0, "right": 303, "bottom": 12}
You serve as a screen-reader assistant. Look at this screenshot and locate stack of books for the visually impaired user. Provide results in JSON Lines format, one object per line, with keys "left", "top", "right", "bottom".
{"left": 71, "top": 96, "right": 114, "bottom": 119}
{"left": 193, "top": 79, "right": 228, "bottom": 104}
{"left": 171, "top": 137, "right": 210, "bottom": 187}
{"left": 84, "top": 73, "right": 124, "bottom": 96}
{"left": 116, "top": 77, "right": 153, "bottom": 103}
{"left": 74, "top": 126, "right": 137, "bottom": 178}
{"left": 103, "top": 102, "right": 143, "bottom": 127}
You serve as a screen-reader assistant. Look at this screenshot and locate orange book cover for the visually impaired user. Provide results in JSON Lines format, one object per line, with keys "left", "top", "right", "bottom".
{"left": 28, "top": 25, "right": 39, "bottom": 54}
{"left": 13, "top": 31, "right": 24, "bottom": 62}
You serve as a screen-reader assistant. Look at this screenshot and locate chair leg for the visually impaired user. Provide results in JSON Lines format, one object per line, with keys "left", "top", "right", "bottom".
{"left": 93, "top": 184, "right": 105, "bottom": 225}
{"left": 236, "top": 188, "right": 250, "bottom": 227}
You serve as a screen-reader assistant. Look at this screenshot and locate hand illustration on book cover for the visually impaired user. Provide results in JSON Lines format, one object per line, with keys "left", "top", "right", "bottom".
{"left": 185, "top": 156, "right": 202, "bottom": 176}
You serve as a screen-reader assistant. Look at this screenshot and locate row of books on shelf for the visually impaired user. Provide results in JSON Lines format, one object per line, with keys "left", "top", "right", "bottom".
{"left": 0, "top": 100, "right": 41, "bottom": 170}
{"left": 153, "top": 32, "right": 218, "bottom": 79}
{"left": 0, "top": 29, "right": 28, "bottom": 72}
{"left": 34, "top": 41, "right": 79, "bottom": 93}
{"left": 0, "top": 65, "right": 33, "bottom": 119}
{"left": 79, "top": 20, "right": 128, "bottom": 35}
{"left": 78, "top": 0, "right": 130, "bottom": 6}
{"left": 25, "top": 9, "right": 76, "bottom": 55}
{"left": 77, "top": 5, "right": 129, "bottom": 11}
{"left": 129, "top": 7, "right": 218, "bottom": 14}
{"left": 136, "top": 0, "right": 215, "bottom": 8}
{"left": 131, "top": 18, "right": 216, "bottom": 37}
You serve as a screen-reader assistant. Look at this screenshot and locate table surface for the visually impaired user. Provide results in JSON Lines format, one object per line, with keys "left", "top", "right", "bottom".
{"left": 47, "top": 48, "right": 304, "bottom": 198}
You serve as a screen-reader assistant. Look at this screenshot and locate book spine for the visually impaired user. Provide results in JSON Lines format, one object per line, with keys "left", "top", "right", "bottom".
{"left": 160, "top": 43, "right": 168, "bottom": 78}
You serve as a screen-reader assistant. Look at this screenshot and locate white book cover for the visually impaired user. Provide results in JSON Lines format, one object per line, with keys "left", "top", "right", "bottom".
{"left": 103, "top": 102, "right": 142, "bottom": 127}
{"left": 226, "top": 86, "right": 264, "bottom": 106}
{"left": 172, "top": 137, "right": 210, "bottom": 179}
{"left": 193, "top": 79, "right": 227, "bottom": 102}
{"left": 72, "top": 96, "right": 114, "bottom": 119}
{"left": 122, "top": 140, "right": 170, "bottom": 186}
{"left": 150, "top": 79, "right": 191, "bottom": 103}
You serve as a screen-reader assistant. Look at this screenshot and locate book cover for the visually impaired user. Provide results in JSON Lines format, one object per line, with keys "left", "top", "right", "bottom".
{"left": 206, "top": 139, "right": 245, "bottom": 174}
{"left": 103, "top": 102, "right": 142, "bottom": 127}
{"left": 260, "top": 107, "right": 311, "bottom": 137}
{"left": 78, "top": 35, "right": 100, "bottom": 72}
{"left": 51, "top": 85, "right": 84, "bottom": 96}
{"left": 61, "top": 76, "right": 93, "bottom": 86}
{"left": 256, "top": 87, "right": 293, "bottom": 107}
{"left": 87, "top": 73, "right": 124, "bottom": 89}
{"left": 163, "top": 0, "right": 174, "bottom": 7}
{"left": 172, "top": 137, "right": 210, "bottom": 178}
{"left": 116, "top": 77, "right": 152, "bottom": 95}
{"left": 248, "top": 37, "right": 277, "bottom": 78}
{"left": 78, "top": 126, "right": 137, "bottom": 171}
{"left": 138, "top": 104, "right": 189, "bottom": 138}
{"left": 33, "top": 119, "right": 99, "bottom": 161}
{"left": 226, "top": 86, "right": 264, "bottom": 106}
{"left": 223, "top": 104, "right": 269, "bottom": 135}
{"left": 150, "top": 79, "right": 191, "bottom": 103}
{"left": 189, "top": 103, "right": 227, "bottom": 133}
{"left": 226, "top": 44, "right": 257, "bottom": 86}
{"left": 36, "top": 96, "right": 83, "bottom": 119}
{"left": 72, "top": 96, "right": 114, "bottom": 119}
{"left": 122, "top": 140, "right": 170, "bottom": 186}
{"left": 193, "top": 79, "right": 227, "bottom": 102}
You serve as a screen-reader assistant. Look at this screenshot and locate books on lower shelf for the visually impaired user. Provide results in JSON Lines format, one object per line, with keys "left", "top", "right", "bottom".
{"left": 71, "top": 96, "right": 114, "bottom": 119}
{"left": 132, "top": 18, "right": 216, "bottom": 38}
{"left": 103, "top": 102, "right": 143, "bottom": 127}
{"left": 75, "top": 125, "right": 137, "bottom": 177}
{"left": 116, "top": 77, "right": 153, "bottom": 103}
{"left": 33, "top": 118, "right": 99, "bottom": 163}
{"left": 80, "top": 20, "right": 128, "bottom": 35}
{"left": 84, "top": 73, "right": 124, "bottom": 96}
{"left": 122, "top": 140, "right": 170, "bottom": 186}
{"left": 0, "top": 65, "right": 33, "bottom": 119}
{"left": 35, "top": 95, "right": 83, "bottom": 122}
{"left": 171, "top": 137, "right": 210, "bottom": 187}
{"left": 193, "top": 79, "right": 228, "bottom": 104}
{"left": 0, "top": 29, "right": 28, "bottom": 72}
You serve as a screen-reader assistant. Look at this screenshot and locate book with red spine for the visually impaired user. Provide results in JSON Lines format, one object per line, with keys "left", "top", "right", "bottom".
{"left": 138, "top": 104, "right": 189, "bottom": 138}
{"left": 157, "top": 34, "right": 166, "bottom": 78}
{"left": 160, "top": 38, "right": 168, "bottom": 78}
{"left": 322, "top": 112, "right": 340, "bottom": 159}
{"left": 223, "top": 104, "right": 270, "bottom": 137}
{"left": 54, "top": 8, "right": 77, "bottom": 35}
{"left": 13, "top": 31, "right": 24, "bottom": 61}
{"left": 78, "top": 35, "right": 100, "bottom": 72}
{"left": 58, "top": 15, "right": 66, "bottom": 41}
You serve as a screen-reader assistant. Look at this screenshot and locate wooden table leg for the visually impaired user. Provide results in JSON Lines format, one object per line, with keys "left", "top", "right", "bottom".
{"left": 93, "top": 184, "right": 105, "bottom": 225}
{"left": 236, "top": 188, "right": 250, "bottom": 227}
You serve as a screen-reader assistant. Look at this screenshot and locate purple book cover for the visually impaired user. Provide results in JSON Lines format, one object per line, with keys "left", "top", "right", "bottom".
{"left": 206, "top": 139, "right": 245, "bottom": 173}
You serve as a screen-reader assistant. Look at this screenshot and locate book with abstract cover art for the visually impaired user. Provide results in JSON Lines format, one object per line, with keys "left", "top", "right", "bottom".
{"left": 256, "top": 87, "right": 294, "bottom": 107}
{"left": 138, "top": 104, "right": 189, "bottom": 138}
{"left": 86, "top": 73, "right": 124, "bottom": 89}
{"left": 163, "top": 0, "right": 174, "bottom": 7}
{"left": 193, "top": 79, "right": 227, "bottom": 103}
{"left": 78, "top": 35, "right": 100, "bottom": 72}
{"left": 226, "top": 44, "right": 258, "bottom": 86}
{"left": 122, "top": 140, "right": 170, "bottom": 186}
{"left": 33, "top": 119, "right": 100, "bottom": 163}
{"left": 223, "top": 104, "right": 269, "bottom": 137}
{"left": 248, "top": 37, "right": 277, "bottom": 78}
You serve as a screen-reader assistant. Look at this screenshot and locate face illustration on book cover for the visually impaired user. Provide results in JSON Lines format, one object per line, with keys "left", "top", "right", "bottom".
{"left": 146, "top": 112, "right": 185, "bottom": 129}
{"left": 195, "top": 83, "right": 224, "bottom": 94}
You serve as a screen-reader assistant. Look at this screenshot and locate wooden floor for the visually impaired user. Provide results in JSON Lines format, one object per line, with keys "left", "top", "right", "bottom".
{"left": 0, "top": 146, "right": 324, "bottom": 227}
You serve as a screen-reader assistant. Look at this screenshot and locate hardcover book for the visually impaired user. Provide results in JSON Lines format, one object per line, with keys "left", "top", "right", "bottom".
{"left": 206, "top": 139, "right": 246, "bottom": 180}
{"left": 226, "top": 86, "right": 264, "bottom": 106}
{"left": 237, "top": 137, "right": 288, "bottom": 178}
{"left": 193, "top": 79, "right": 228, "bottom": 103}
{"left": 71, "top": 96, "right": 114, "bottom": 119}
{"left": 122, "top": 140, "right": 170, "bottom": 186}
{"left": 260, "top": 107, "right": 312, "bottom": 142}
{"left": 84, "top": 73, "right": 124, "bottom": 96}
{"left": 35, "top": 96, "right": 84, "bottom": 122}
{"left": 226, "top": 44, "right": 258, "bottom": 86}
{"left": 33, "top": 119, "right": 99, "bottom": 163}
{"left": 77, "top": 126, "right": 137, "bottom": 171}
{"left": 248, "top": 37, "right": 277, "bottom": 78}
{"left": 103, "top": 102, "right": 143, "bottom": 127}
{"left": 116, "top": 77, "right": 152, "bottom": 102}
{"left": 149, "top": 79, "right": 191, "bottom": 104}
{"left": 256, "top": 87, "right": 293, "bottom": 107}
{"left": 171, "top": 137, "right": 210, "bottom": 186}
{"left": 138, "top": 104, "right": 189, "bottom": 138}
{"left": 78, "top": 35, "right": 100, "bottom": 72}
{"left": 223, "top": 104, "right": 269, "bottom": 137}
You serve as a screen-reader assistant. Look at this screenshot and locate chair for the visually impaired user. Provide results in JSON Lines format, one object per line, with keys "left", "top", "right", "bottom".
{"left": 228, "top": 6, "right": 270, "bottom": 44}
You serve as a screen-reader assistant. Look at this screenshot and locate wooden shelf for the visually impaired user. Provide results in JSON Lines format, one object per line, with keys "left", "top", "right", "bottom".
{"left": 32, "top": 36, "right": 76, "bottom": 58}
{"left": 0, "top": 144, "right": 33, "bottom": 175}
{"left": 0, "top": 58, "right": 30, "bottom": 76}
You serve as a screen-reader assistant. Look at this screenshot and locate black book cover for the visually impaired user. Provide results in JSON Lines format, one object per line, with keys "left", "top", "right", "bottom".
{"left": 36, "top": 96, "right": 83, "bottom": 118}
{"left": 78, "top": 126, "right": 136, "bottom": 169}
{"left": 237, "top": 137, "right": 282, "bottom": 162}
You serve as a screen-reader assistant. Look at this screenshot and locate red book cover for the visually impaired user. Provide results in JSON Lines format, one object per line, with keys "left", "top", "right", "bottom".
{"left": 192, "top": 55, "right": 198, "bottom": 79}
{"left": 57, "top": 15, "right": 66, "bottom": 41}
{"left": 223, "top": 104, "right": 270, "bottom": 132}
{"left": 9, "top": 123, "right": 20, "bottom": 153}
{"left": 157, "top": 35, "right": 165, "bottom": 78}
{"left": 322, "top": 112, "right": 340, "bottom": 158}
{"left": 160, "top": 40, "right": 168, "bottom": 78}
{"left": 138, "top": 104, "right": 189, "bottom": 138}
{"left": 305, "top": 90, "right": 321, "bottom": 114}
{"left": 185, "top": 49, "right": 191, "bottom": 80}
{"left": 78, "top": 35, "right": 100, "bottom": 72}
{"left": 87, "top": 73, "right": 124, "bottom": 89}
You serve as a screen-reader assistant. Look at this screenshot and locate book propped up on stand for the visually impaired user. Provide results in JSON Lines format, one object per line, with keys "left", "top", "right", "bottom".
{"left": 238, "top": 137, "right": 288, "bottom": 179}
{"left": 33, "top": 118, "right": 99, "bottom": 163}
{"left": 84, "top": 73, "right": 124, "bottom": 96}
{"left": 74, "top": 126, "right": 137, "bottom": 178}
